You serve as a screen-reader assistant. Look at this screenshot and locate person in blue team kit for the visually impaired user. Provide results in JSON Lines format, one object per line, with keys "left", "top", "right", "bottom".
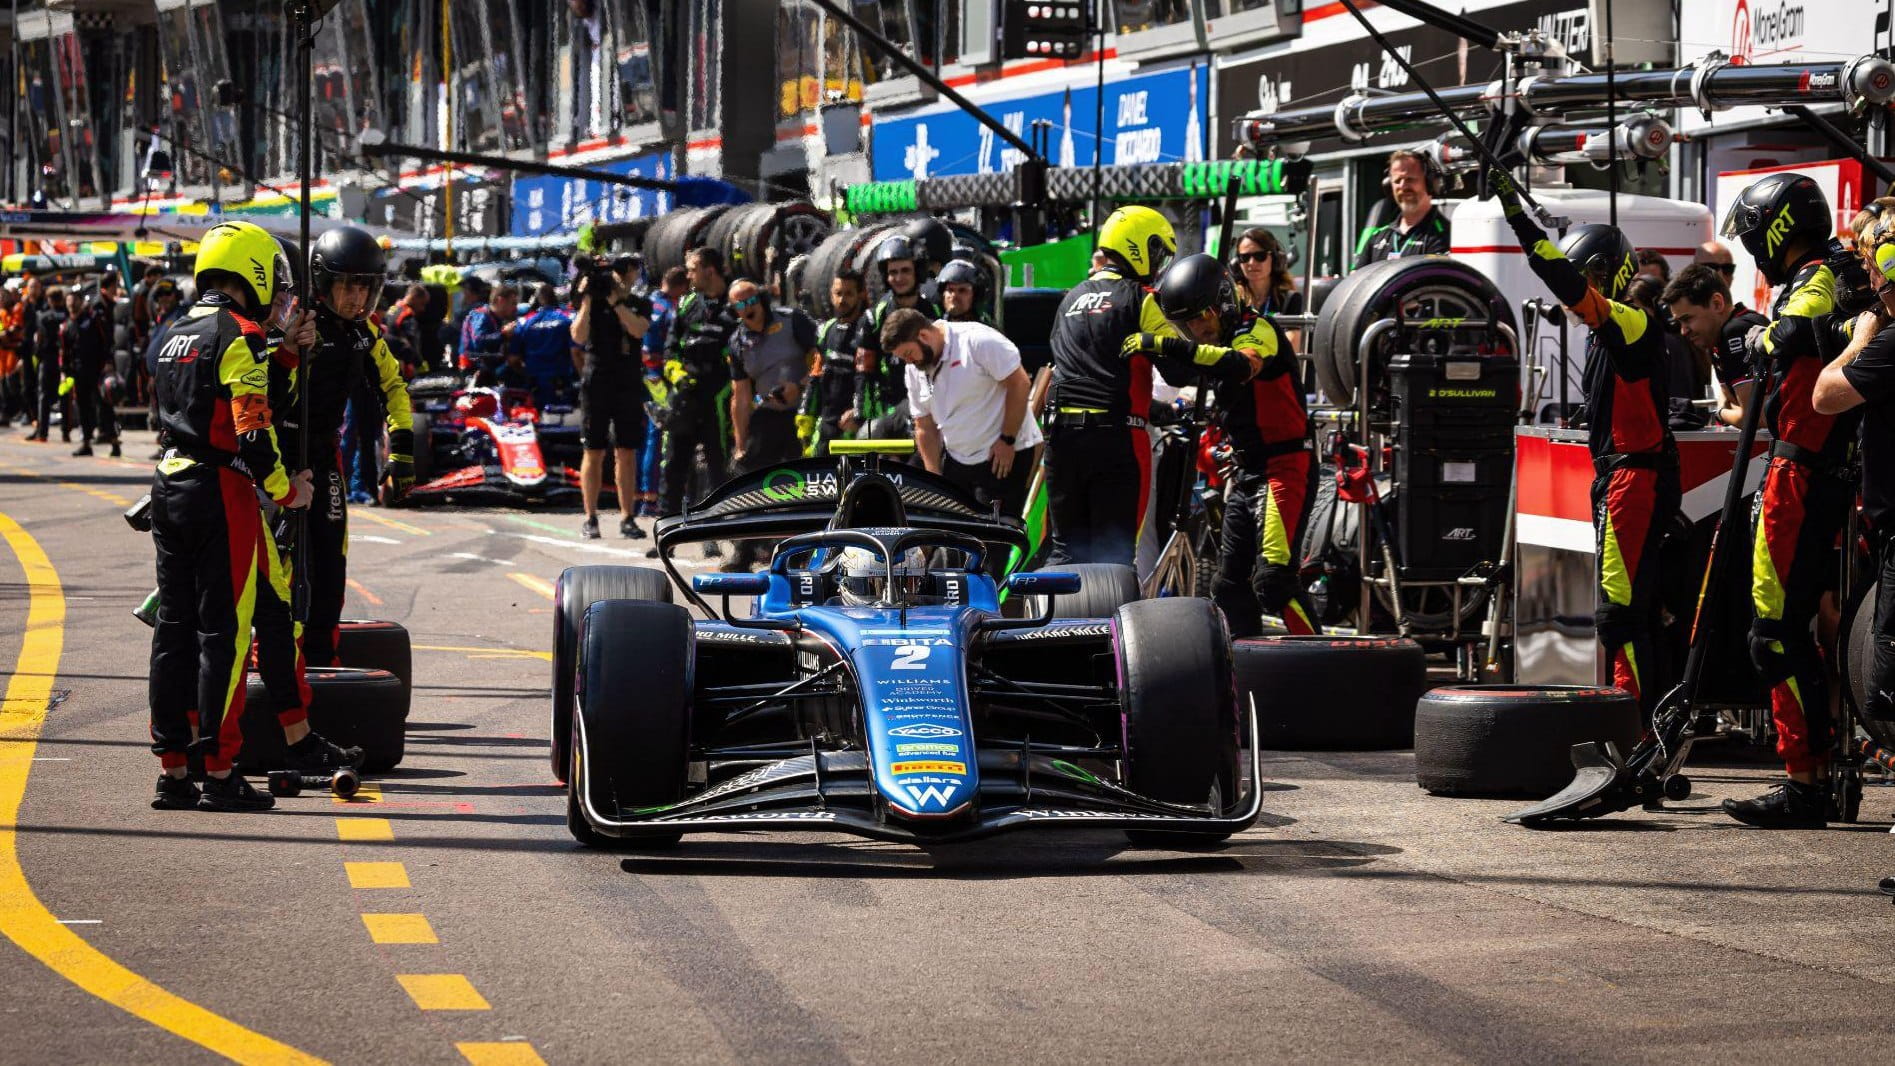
{"left": 512, "top": 283, "right": 579, "bottom": 406}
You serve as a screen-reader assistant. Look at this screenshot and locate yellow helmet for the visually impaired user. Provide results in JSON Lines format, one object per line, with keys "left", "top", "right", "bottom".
{"left": 194, "top": 220, "right": 290, "bottom": 311}
{"left": 1097, "top": 205, "right": 1176, "bottom": 281}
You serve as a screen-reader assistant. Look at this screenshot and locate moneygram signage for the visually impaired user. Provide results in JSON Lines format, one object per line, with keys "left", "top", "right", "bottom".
{"left": 1677, "top": 0, "right": 1884, "bottom": 133}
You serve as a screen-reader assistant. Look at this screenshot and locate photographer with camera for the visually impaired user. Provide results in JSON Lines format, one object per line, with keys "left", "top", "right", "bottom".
{"left": 570, "top": 254, "right": 652, "bottom": 540}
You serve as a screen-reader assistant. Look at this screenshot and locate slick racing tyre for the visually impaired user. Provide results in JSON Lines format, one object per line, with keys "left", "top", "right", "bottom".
{"left": 1310, "top": 256, "right": 1514, "bottom": 409}
{"left": 569, "top": 600, "right": 694, "bottom": 848}
{"left": 1234, "top": 636, "right": 1426, "bottom": 750}
{"left": 238, "top": 666, "right": 407, "bottom": 773}
{"left": 551, "top": 565, "right": 674, "bottom": 784}
{"left": 1845, "top": 584, "right": 1895, "bottom": 752}
{"left": 336, "top": 619, "right": 413, "bottom": 701}
{"left": 1414, "top": 685, "right": 1642, "bottom": 797}
{"left": 1037, "top": 563, "right": 1140, "bottom": 620}
{"left": 1117, "top": 598, "right": 1241, "bottom": 845}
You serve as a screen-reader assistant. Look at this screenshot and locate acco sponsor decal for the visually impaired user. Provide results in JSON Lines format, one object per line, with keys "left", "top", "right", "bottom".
{"left": 887, "top": 723, "right": 963, "bottom": 739}
{"left": 895, "top": 743, "right": 961, "bottom": 756}
{"left": 891, "top": 761, "right": 967, "bottom": 776}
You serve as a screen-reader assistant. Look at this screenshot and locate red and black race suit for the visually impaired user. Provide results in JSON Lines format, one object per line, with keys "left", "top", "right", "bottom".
{"left": 147, "top": 291, "right": 292, "bottom": 771}
{"left": 1523, "top": 240, "right": 1680, "bottom": 712}
{"left": 1044, "top": 270, "right": 1253, "bottom": 567}
{"left": 1746, "top": 259, "right": 1856, "bottom": 773}
{"left": 1212, "top": 312, "right": 1316, "bottom": 637}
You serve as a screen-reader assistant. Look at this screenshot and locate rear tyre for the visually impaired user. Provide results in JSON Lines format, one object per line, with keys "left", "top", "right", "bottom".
{"left": 1040, "top": 563, "right": 1140, "bottom": 619}
{"left": 551, "top": 565, "right": 673, "bottom": 783}
{"left": 1116, "top": 598, "right": 1240, "bottom": 845}
{"left": 238, "top": 666, "right": 406, "bottom": 773}
{"left": 1413, "top": 685, "right": 1642, "bottom": 797}
{"left": 569, "top": 600, "right": 693, "bottom": 848}
{"left": 1234, "top": 636, "right": 1427, "bottom": 750}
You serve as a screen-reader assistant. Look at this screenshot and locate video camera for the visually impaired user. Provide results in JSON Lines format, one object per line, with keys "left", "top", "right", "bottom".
{"left": 574, "top": 254, "right": 654, "bottom": 319}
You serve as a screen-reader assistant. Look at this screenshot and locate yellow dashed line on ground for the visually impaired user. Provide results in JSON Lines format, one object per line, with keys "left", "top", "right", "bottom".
{"left": 0, "top": 511, "right": 328, "bottom": 1063}
{"left": 353, "top": 509, "right": 430, "bottom": 536}
{"left": 335, "top": 817, "right": 393, "bottom": 841}
{"left": 457, "top": 1042, "right": 549, "bottom": 1065}
{"left": 413, "top": 644, "right": 553, "bottom": 662}
{"left": 396, "top": 974, "right": 491, "bottom": 1011}
{"left": 56, "top": 480, "right": 132, "bottom": 507}
{"left": 344, "top": 862, "right": 410, "bottom": 889}
{"left": 506, "top": 572, "right": 556, "bottom": 599}
{"left": 334, "top": 782, "right": 382, "bottom": 805}
{"left": 361, "top": 914, "right": 438, "bottom": 945}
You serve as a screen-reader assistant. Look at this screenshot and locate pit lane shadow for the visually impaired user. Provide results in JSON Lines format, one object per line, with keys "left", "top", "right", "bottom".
{"left": 616, "top": 827, "right": 1399, "bottom": 881}
{"left": 0, "top": 472, "right": 152, "bottom": 487}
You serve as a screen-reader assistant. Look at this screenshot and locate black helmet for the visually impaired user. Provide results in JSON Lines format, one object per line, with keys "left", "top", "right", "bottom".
{"left": 1153, "top": 253, "right": 1239, "bottom": 336}
{"left": 310, "top": 225, "right": 386, "bottom": 321}
{"left": 873, "top": 235, "right": 920, "bottom": 290}
{"left": 1721, "top": 173, "right": 1832, "bottom": 286}
{"left": 900, "top": 217, "right": 954, "bottom": 274}
{"left": 1558, "top": 224, "right": 1637, "bottom": 302}
{"left": 936, "top": 258, "right": 982, "bottom": 291}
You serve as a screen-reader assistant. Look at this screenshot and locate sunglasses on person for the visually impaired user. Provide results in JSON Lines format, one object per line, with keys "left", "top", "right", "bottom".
{"left": 1233, "top": 251, "right": 1273, "bottom": 264}
{"left": 1710, "top": 263, "right": 1736, "bottom": 277}
{"left": 733, "top": 293, "right": 762, "bottom": 312}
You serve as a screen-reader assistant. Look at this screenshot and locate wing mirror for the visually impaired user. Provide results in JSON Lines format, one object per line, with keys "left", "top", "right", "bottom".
{"left": 693, "top": 572, "right": 770, "bottom": 597}
{"left": 1004, "top": 571, "right": 1080, "bottom": 597}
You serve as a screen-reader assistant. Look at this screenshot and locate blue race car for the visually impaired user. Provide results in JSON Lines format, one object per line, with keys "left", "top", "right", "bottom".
{"left": 551, "top": 446, "right": 1260, "bottom": 847}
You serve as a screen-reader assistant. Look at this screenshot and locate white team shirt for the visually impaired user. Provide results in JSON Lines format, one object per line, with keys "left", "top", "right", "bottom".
{"left": 905, "top": 320, "right": 1043, "bottom": 466}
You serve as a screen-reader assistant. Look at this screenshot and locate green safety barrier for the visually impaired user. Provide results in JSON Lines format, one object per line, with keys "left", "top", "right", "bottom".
{"left": 844, "top": 181, "right": 919, "bottom": 216}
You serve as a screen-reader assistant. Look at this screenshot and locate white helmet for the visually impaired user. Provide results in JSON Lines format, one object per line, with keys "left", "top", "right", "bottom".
{"left": 829, "top": 546, "right": 931, "bottom": 606}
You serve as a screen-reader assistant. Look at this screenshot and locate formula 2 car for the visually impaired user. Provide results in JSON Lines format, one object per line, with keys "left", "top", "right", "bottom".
{"left": 554, "top": 444, "right": 1260, "bottom": 846}
{"left": 402, "top": 377, "right": 592, "bottom": 504}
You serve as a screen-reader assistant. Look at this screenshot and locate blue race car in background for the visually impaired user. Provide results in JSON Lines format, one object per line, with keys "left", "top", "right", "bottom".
{"left": 549, "top": 445, "right": 1260, "bottom": 847}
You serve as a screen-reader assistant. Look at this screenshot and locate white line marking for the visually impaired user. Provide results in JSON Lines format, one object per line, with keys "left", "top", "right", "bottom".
{"left": 30, "top": 757, "right": 69, "bottom": 762}
{"left": 56, "top": 919, "right": 101, "bottom": 925}
{"left": 447, "top": 552, "right": 513, "bottom": 566}
{"left": 350, "top": 535, "right": 403, "bottom": 545}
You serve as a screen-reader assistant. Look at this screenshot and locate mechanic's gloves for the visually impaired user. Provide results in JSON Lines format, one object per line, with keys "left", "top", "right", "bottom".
{"left": 1122, "top": 333, "right": 1265, "bottom": 381}
{"left": 662, "top": 358, "right": 697, "bottom": 390}
{"left": 1748, "top": 624, "right": 1792, "bottom": 683}
{"left": 795, "top": 413, "right": 818, "bottom": 447}
{"left": 1488, "top": 166, "right": 1546, "bottom": 252}
{"left": 57, "top": 375, "right": 73, "bottom": 397}
{"left": 384, "top": 428, "right": 416, "bottom": 498}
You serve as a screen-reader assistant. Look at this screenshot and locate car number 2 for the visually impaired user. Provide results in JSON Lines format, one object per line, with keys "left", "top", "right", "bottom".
{"left": 890, "top": 645, "right": 932, "bottom": 670}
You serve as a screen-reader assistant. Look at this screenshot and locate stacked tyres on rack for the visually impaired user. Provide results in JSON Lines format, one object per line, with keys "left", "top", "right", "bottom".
{"left": 1387, "top": 352, "right": 1518, "bottom": 580}
{"left": 640, "top": 202, "right": 832, "bottom": 291}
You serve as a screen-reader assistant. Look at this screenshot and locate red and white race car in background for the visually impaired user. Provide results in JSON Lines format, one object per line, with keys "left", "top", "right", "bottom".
{"left": 402, "top": 381, "right": 591, "bottom": 505}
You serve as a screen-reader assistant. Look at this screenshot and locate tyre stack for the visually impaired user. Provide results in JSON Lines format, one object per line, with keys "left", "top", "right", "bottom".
{"left": 237, "top": 620, "right": 414, "bottom": 774}
{"left": 1413, "top": 685, "right": 1642, "bottom": 797}
{"left": 640, "top": 204, "right": 736, "bottom": 280}
{"left": 1233, "top": 636, "right": 1428, "bottom": 750}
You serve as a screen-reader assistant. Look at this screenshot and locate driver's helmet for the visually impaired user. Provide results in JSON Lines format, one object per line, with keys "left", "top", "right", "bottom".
{"left": 829, "top": 546, "right": 933, "bottom": 606}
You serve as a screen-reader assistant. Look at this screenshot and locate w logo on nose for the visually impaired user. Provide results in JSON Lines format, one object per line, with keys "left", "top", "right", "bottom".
{"left": 903, "top": 784, "right": 956, "bottom": 810}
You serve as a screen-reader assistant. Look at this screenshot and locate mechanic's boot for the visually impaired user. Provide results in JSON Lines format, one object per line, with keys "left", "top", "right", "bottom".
{"left": 108, "top": 439, "right": 121, "bottom": 458}
{"left": 619, "top": 515, "right": 646, "bottom": 541}
{"left": 1721, "top": 779, "right": 1828, "bottom": 829}
{"left": 152, "top": 774, "right": 202, "bottom": 811}
{"left": 198, "top": 774, "right": 276, "bottom": 812}
{"left": 70, "top": 441, "right": 92, "bottom": 457}
{"left": 581, "top": 515, "right": 601, "bottom": 540}
{"left": 284, "top": 731, "right": 365, "bottom": 773}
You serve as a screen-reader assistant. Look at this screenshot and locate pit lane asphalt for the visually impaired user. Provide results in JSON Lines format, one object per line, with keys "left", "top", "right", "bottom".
{"left": 4, "top": 426, "right": 1895, "bottom": 1065}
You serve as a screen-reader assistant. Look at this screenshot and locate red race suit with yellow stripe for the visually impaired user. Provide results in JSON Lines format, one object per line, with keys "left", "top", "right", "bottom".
{"left": 146, "top": 290, "right": 294, "bottom": 771}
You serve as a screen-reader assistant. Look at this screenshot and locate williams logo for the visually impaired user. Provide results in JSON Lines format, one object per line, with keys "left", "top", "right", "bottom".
{"left": 901, "top": 783, "right": 958, "bottom": 809}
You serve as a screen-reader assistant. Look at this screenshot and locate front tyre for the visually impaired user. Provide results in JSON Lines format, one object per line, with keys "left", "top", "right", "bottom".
{"left": 1115, "top": 598, "right": 1240, "bottom": 845}
{"left": 568, "top": 599, "right": 693, "bottom": 848}
{"left": 551, "top": 565, "right": 673, "bottom": 783}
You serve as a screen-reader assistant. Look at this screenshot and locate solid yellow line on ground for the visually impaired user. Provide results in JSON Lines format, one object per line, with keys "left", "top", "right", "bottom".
{"left": 395, "top": 974, "right": 491, "bottom": 1011}
{"left": 344, "top": 862, "right": 410, "bottom": 889}
{"left": 333, "top": 782, "right": 382, "bottom": 806}
{"left": 457, "top": 1042, "right": 548, "bottom": 1066}
{"left": 343, "top": 578, "right": 384, "bottom": 607}
{"left": 360, "top": 914, "right": 438, "bottom": 945}
{"left": 353, "top": 509, "right": 430, "bottom": 537}
{"left": 0, "top": 512, "right": 328, "bottom": 1065}
{"left": 506, "top": 572, "right": 556, "bottom": 600}
{"left": 413, "top": 644, "right": 553, "bottom": 662}
{"left": 335, "top": 817, "right": 393, "bottom": 842}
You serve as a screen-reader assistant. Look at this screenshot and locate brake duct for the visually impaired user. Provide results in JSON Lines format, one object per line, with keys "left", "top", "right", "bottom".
{"left": 1237, "top": 53, "right": 1895, "bottom": 154}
